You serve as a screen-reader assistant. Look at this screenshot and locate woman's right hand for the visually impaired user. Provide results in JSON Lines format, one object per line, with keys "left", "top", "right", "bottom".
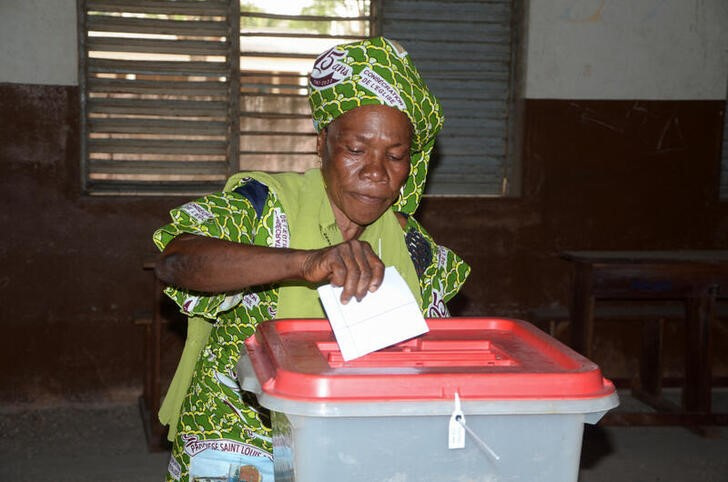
{"left": 156, "top": 234, "right": 385, "bottom": 302}
{"left": 300, "top": 240, "right": 385, "bottom": 304}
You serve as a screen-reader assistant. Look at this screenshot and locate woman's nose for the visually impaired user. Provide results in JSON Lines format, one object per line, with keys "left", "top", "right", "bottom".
{"left": 360, "top": 153, "right": 388, "bottom": 182}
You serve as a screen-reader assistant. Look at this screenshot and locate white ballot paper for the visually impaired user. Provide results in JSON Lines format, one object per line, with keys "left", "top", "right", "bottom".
{"left": 317, "top": 266, "right": 429, "bottom": 361}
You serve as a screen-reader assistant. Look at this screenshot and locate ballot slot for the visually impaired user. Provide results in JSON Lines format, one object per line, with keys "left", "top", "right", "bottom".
{"left": 316, "top": 337, "right": 518, "bottom": 368}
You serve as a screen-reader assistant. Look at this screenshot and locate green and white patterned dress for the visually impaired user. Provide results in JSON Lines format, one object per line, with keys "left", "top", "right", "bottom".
{"left": 154, "top": 174, "right": 470, "bottom": 481}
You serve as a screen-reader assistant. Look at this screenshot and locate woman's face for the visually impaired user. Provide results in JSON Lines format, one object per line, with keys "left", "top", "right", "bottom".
{"left": 318, "top": 104, "right": 412, "bottom": 232}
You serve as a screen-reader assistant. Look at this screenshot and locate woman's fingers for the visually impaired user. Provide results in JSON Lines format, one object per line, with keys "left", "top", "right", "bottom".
{"left": 302, "top": 240, "right": 385, "bottom": 303}
{"left": 338, "top": 241, "right": 375, "bottom": 303}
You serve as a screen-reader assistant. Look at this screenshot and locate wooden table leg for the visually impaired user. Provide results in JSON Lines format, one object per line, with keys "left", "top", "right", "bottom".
{"left": 138, "top": 263, "right": 168, "bottom": 451}
{"left": 150, "top": 277, "right": 164, "bottom": 442}
{"left": 638, "top": 317, "right": 664, "bottom": 397}
{"left": 141, "top": 319, "right": 152, "bottom": 416}
{"left": 570, "top": 263, "right": 595, "bottom": 358}
{"left": 682, "top": 285, "right": 717, "bottom": 413}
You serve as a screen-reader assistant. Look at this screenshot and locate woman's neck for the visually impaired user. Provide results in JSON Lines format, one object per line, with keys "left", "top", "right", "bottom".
{"left": 328, "top": 198, "right": 365, "bottom": 241}
{"left": 336, "top": 216, "right": 365, "bottom": 241}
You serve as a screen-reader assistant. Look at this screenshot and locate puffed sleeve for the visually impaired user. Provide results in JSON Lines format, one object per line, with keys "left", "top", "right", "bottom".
{"left": 152, "top": 187, "right": 264, "bottom": 320}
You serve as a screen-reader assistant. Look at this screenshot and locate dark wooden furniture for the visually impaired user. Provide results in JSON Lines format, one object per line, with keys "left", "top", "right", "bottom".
{"left": 134, "top": 258, "right": 169, "bottom": 451}
{"left": 561, "top": 250, "right": 728, "bottom": 428}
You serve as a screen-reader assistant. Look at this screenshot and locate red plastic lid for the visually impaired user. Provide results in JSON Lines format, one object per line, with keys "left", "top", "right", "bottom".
{"left": 243, "top": 318, "right": 615, "bottom": 402}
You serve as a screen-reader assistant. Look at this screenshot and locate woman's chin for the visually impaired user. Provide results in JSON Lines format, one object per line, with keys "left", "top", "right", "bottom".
{"left": 333, "top": 192, "right": 396, "bottom": 228}
{"left": 354, "top": 209, "right": 390, "bottom": 227}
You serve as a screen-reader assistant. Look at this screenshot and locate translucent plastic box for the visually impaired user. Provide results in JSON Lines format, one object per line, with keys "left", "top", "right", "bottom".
{"left": 237, "top": 317, "right": 619, "bottom": 482}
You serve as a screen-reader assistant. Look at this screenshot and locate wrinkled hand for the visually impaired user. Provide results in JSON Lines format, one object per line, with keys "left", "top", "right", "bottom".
{"left": 301, "top": 240, "right": 385, "bottom": 304}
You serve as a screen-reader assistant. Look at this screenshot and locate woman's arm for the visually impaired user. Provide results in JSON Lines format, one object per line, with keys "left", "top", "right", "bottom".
{"left": 155, "top": 233, "right": 384, "bottom": 303}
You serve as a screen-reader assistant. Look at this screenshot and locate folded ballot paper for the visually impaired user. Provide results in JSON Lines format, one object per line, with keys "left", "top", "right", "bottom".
{"left": 317, "top": 266, "right": 429, "bottom": 361}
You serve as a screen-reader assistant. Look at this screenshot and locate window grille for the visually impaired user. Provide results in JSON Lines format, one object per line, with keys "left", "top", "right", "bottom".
{"left": 80, "top": 0, "right": 518, "bottom": 197}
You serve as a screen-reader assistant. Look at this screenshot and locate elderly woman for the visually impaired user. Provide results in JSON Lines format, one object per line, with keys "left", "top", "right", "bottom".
{"left": 153, "top": 36, "right": 470, "bottom": 481}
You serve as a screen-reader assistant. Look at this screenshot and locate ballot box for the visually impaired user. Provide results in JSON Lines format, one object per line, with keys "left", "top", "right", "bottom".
{"left": 237, "top": 317, "right": 619, "bottom": 482}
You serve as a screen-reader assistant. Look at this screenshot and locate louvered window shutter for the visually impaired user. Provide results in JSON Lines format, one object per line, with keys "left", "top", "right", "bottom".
{"left": 80, "top": 0, "right": 377, "bottom": 195}
{"left": 381, "top": 0, "right": 516, "bottom": 195}
{"left": 80, "top": 0, "right": 237, "bottom": 195}
{"left": 237, "top": 2, "right": 377, "bottom": 174}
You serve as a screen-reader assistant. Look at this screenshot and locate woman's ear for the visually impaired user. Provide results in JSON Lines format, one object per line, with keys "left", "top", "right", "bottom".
{"left": 316, "top": 128, "right": 327, "bottom": 159}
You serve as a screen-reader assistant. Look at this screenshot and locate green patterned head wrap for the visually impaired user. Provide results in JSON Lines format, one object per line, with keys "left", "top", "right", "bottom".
{"left": 308, "top": 36, "right": 444, "bottom": 214}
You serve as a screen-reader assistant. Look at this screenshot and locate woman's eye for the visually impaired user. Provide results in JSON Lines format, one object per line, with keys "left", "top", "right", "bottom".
{"left": 346, "top": 146, "right": 363, "bottom": 154}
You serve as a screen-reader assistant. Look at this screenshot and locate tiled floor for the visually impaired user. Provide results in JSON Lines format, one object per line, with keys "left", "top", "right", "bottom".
{"left": 1, "top": 389, "right": 726, "bottom": 481}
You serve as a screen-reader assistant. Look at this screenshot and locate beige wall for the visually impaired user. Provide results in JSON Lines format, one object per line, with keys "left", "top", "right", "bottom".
{"left": 4, "top": 0, "right": 727, "bottom": 98}
{"left": 0, "top": 0, "right": 78, "bottom": 85}
{"left": 525, "top": 0, "right": 728, "bottom": 99}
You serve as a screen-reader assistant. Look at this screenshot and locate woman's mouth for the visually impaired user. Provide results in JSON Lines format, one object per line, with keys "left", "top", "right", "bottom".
{"left": 350, "top": 192, "right": 386, "bottom": 205}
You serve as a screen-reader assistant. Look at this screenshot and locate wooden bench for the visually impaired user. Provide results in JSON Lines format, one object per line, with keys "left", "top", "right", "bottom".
{"left": 528, "top": 302, "right": 691, "bottom": 336}
{"left": 527, "top": 301, "right": 728, "bottom": 425}
{"left": 559, "top": 251, "right": 728, "bottom": 432}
